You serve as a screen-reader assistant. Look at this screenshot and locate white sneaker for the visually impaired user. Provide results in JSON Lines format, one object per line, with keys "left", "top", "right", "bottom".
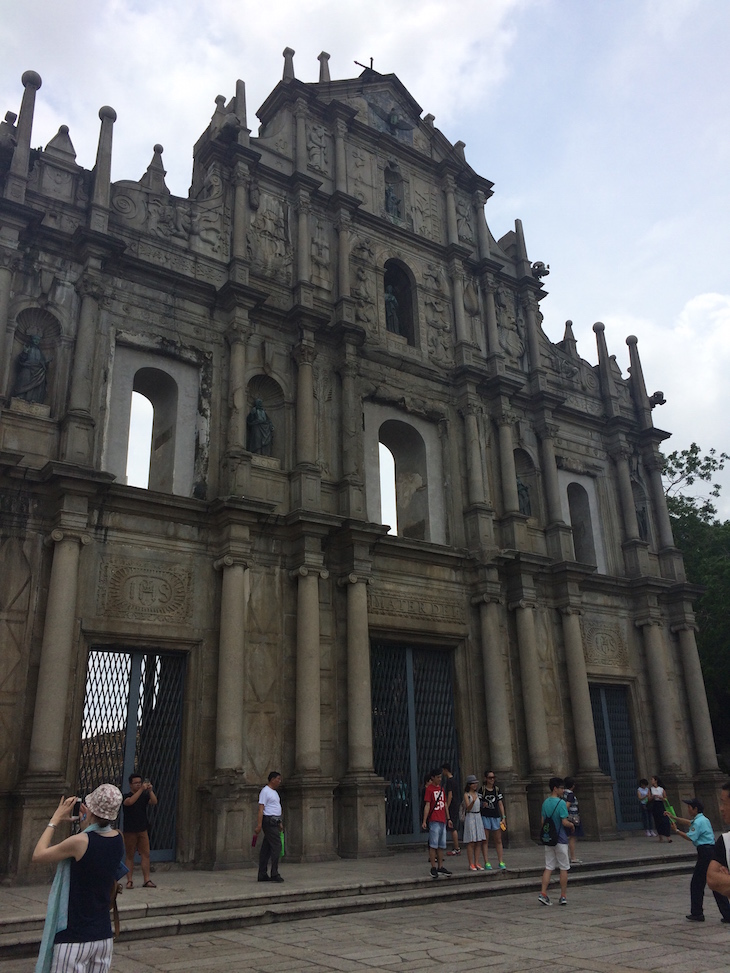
{"left": 538, "top": 893, "right": 552, "bottom": 906}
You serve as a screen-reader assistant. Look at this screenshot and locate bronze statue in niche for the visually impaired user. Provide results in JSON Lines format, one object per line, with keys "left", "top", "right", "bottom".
{"left": 12, "top": 334, "right": 50, "bottom": 403}
{"left": 246, "top": 398, "right": 274, "bottom": 455}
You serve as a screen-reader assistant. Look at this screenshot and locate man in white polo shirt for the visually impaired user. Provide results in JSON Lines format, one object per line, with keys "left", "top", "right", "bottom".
{"left": 255, "top": 771, "right": 284, "bottom": 883}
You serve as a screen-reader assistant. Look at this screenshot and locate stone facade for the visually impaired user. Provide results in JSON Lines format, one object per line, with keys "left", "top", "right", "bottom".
{"left": 0, "top": 53, "right": 722, "bottom": 881}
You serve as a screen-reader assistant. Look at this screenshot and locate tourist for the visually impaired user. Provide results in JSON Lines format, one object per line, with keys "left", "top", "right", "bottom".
{"left": 255, "top": 771, "right": 285, "bottom": 882}
{"left": 478, "top": 770, "right": 506, "bottom": 869}
{"left": 669, "top": 797, "right": 730, "bottom": 922}
{"left": 122, "top": 773, "right": 158, "bottom": 888}
{"left": 463, "top": 775, "right": 487, "bottom": 872}
{"left": 421, "top": 769, "right": 452, "bottom": 879}
{"left": 649, "top": 775, "right": 672, "bottom": 843}
{"left": 441, "top": 763, "right": 461, "bottom": 857}
{"left": 637, "top": 778, "right": 654, "bottom": 836}
{"left": 538, "top": 777, "right": 575, "bottom": 906}
{"left": 33, "top": 784, "right": 125, "bottom": 973}
{"left": 563, "top": 776, "right": 583, "bottom": 863}
{"left": 707, "top": 781, "right": 730, "bottom": 919}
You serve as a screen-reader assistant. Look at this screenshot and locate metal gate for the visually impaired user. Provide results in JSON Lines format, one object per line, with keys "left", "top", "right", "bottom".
{"left": 77, "top": 648, "right": 185, "bottom": 860}
{"left": 589, "top": 683, "right": 641, "bottom": 829}
{"left": 371, "top": 642, "right": 459, "bottom": 842}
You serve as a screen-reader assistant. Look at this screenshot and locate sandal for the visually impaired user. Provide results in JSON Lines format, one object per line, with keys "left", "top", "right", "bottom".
{"left": 126, "top": 880, "right": 133, "bottom": 889}
{"left": 143, "top": 880, "right": 157, "bottom": 888}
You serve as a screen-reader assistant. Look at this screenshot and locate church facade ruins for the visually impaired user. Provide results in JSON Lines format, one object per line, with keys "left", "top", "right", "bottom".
{"left": 0, "top": 52, "right": 722, "bottom": 880}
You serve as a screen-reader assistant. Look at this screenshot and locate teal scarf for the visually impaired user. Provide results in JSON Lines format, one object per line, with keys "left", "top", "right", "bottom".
{"left": 35, "top": 823, "right": 111, "bottom": 973}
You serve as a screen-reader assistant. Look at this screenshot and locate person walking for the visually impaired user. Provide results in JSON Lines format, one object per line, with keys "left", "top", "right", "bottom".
{"left": 563, "top": 777, "right": 583, "bottom": 863}
{"left": 463, "top": 775, "right": 487, "bottom": 872}
{"left": 441, "top": 763, "right": 461, "bottom": 857}
{"left": 538, "top": 777, "right": 575, "bottom": 906}
{"left": 669, "top": 797, "right": 730, "bottom": 922}
{"left": 421, "top": 769, "right": 452, "bottom": 879}
{"left": 32, "top": 784, "right": 125, "bottom": 973}
{"left": 122, "top": 773, "right": 158, "bottom": 888}
{"left": 255, "top": 771, "right": 285, "bottom": 882}
{"left": 478, "top": 771, "right": 506, "bottom": 870}
{"left": 649, "top": 775, "right": 672, "bottom": 843}
{"left": 637, "top": 778, "right": 654, "bottom": 836}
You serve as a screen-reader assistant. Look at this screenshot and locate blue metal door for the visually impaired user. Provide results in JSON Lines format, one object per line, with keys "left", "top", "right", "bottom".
{"left": 77, "top": 648, "right": 185, "bottom": 860}
{"left": 589, "top": 683, "right": 641, "bottom": 829}
{"left": 371, "top": 642, "right": 459, "bottom": 842}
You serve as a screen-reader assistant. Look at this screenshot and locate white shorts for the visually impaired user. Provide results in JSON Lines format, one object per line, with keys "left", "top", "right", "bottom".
{"left": 50, "top": 939, "right": 114, "bottom": 973}
{"left": 544, "top": 843, "right": 570, "bottom": 871}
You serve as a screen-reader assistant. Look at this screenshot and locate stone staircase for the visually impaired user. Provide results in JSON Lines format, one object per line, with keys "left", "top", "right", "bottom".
{"left": 0, "top": 851, "right": 693, "bottom": 960}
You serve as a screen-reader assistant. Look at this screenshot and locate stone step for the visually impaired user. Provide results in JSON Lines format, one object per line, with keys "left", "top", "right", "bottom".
{"left": 0, "top": 856, "right": 693, "bottom": 959}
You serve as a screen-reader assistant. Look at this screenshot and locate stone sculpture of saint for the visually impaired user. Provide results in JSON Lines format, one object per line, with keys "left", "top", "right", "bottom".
{"left": 517, "top": 478, "right": 532, "bottom": 516}
{"left": 385, "top": 285, "right": 401, "bottom": 335}
{"left": 13, "top": 334, "right": 50, "bottom": 403}
{"left": 246, "top": 398, "right": 274, "bottom": 455}
{"left": 385, "top": 183, "right": 401, "bottom": 219}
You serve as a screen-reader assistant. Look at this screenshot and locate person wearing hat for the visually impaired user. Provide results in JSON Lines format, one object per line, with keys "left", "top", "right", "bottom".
{"left": 668, "top": 796, "right": 730, "bottom": 923}
{"left": 32, "top": 784, "right": 125, "bottom": 972}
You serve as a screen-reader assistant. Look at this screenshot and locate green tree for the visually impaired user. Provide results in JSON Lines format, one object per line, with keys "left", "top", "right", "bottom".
{"left": 663, "top": 444, "right": 730, "bottom": 765}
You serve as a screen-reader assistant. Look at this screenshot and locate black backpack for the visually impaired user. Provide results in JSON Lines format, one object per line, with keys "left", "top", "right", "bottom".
{"left": 539, "top": 802, "right": 561, "bottom": 846}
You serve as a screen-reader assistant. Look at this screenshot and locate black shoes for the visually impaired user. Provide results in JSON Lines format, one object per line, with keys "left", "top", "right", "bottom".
{"left": 437, "top": 867, "right": 452, "bottom": 875}
{"left": 271, "top": 874, "right": 284, "bottom": 882}
{"left": 430, "top": 867, "right": 438, "bottom": 879}
{"left": 257, "top": 874, "right": 270, "bottom": 882}
{"left": 685, "top": 914, "right": 704, "bottom": 922}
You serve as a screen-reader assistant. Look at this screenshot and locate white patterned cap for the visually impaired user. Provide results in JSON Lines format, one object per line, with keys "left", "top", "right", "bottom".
{"left": 85, "top": 784, "right": 123, "bottom": 820}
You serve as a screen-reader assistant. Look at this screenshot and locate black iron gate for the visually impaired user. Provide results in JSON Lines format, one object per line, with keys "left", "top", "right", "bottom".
{"left": 78, "top": 648, "right": 185, "bottom": 860}
{"left": 589, "top": 683, "right": 641, "bottom": 829}
{"left": 371, "top": 642, "right": 459, "bottom": 842}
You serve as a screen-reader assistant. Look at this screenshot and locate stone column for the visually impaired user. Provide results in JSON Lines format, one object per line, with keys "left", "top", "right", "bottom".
{"left": 673, "top": 623, "right": 719, "bottom": 772}
{"left": 334, "top": 119, "right": 348, "bottom": 194}
{"left": 520, "top": 291, "right": 541, "bottom": 373}
{"left": 611, "top": 444, "right": 641, "bottom": 541}
{"left": 294, "top": 106, "right": 307, "bottom": 173}
{"left": 89, "top": 106, "right": 116, "bottom": 233}
{"left": 230, "top": 161, "right": 251, "bottom": 283}
{"left": 645, "top": 454, "right": 675, "bottom": 550}
{"left": 68, "top": 275, "right": 102, "bottom": 415}
{"left": 4, "top": 70, "right": 42, "bottom": 204}
{"left": 559, "top": 608, "right": 601, "bottom": 772}
{"left": 291, "top": 566, "right": 326, "bottom": 774}
{"left": 450, "top": 268, "right": 468, "bottom": 343}
{"left": 464, "top": 406, "right": 486, "bottom": 506}
{"left": 512, "top": 600, "right": 551, "bottom": 772}
{"left": 226, "top": 323, "right": 249, "bottom": 452}
{"left": 539, "top": 425, "right": 564, "bottom": 525}
{"left": 28, "top": 529, "right": 90, "bottom": 775}
{"left": 296, "top": 195, "right": 311, "bottom": 283}
{"left": 443, "top": 176, "right": 458, "bottom": 245}
{"left": 637, "top": 619, "right": 682, "bottom": 771}
{"left": 497, "top": 415, "right": 519, "bottom": 513}
{"left": 213, "top": 556, "right": 248, "bottom": 771}
{"left": 294, "top": 340, "right": 316, "bottom": 466}
{"left": 336, "top": 215, "right": 351, "bottom": 301}
{"left": 483, "top": 277, "right": 501, "bottom": 358}
{"left": 476, "top": 594, "right": 514, "bottom": 772}
{"left": 474, "top": 190, "right": 490, "bottom": 261}
{"left": 339, "top": 574, "right": 374, "bottom": 773}
{"left": 0, "top": 250, "right": 17, "bottom": 396}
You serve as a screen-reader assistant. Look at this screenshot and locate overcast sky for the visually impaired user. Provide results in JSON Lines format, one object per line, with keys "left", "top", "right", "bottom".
{"left": 2, "top": 0, "right": 728, "bottom": 516}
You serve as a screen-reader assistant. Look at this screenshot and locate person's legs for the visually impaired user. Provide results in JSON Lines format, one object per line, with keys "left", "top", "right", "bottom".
{"left": 689, "top": 850, "right": 709, "bottom": 916}
{"left": 137, "top": 830, "right": 152, "bottom": 885}
{"left": 258, "top": 824, "right": 272, "bottom": 878}
{"left": 123, "top": 832, "right": 138, "bottom": 885}
{"left": 466, "top": 841, "right": 475, "bottom": 867}
{"left": 493, "top": 824, "right": 504, "bottom": 863}
{"left": 541, "top": 846, "right": 556, "bottom": 896}
{"left": 451, "top": 826, "right": 460, "bottom": 852}
{"left": 559, "top": 868, "right": 569, "bottom": 898}
{"left": 541, "top": 867, "right": 552, "bottom": 896}
{"left": 266, "top": 822, "right": 281, "bottom": 878}
{"left": 712, "top": 889, "right": 730, "bottom": 920}
{"left": 556, "top": 844, "right": 571, "bottom": 900}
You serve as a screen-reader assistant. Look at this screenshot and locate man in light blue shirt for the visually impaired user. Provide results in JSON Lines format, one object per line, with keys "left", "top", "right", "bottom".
{"left": 670, "top": 797, "right": 728, "bottom": 922}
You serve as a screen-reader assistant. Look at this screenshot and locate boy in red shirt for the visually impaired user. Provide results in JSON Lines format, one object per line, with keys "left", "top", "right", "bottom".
{"left": 421, "top": 768, "right": 452, "bottom": 879}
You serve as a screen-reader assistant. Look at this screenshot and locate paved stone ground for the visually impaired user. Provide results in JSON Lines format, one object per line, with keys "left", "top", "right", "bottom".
{"left": 3, "top": 876, "right": 726, "bottom": 973}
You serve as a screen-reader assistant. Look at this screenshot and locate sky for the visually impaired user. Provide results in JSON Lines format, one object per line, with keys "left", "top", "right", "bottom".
{"left": 2, "top": 0, "right": 729, "bottom": 516}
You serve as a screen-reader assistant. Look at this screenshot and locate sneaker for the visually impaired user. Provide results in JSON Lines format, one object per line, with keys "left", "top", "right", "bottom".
{"left": 484, "top": 863, "right": 492, "bottom": 870}
{"left": 570, "top": 859, "right": 582, "bottom": 864}
{"left": 499, "top": 861, "right": 507, "bottom": 869}
{"left": 469, "top": 864, "right": 478, "bottom": 871}
{"left": 447, "top": 848, "right": 461, "bottom": 856}
{"left": 538, "top": 894, "right": 552, "bottom": 906}
{"left": 475, "top": 864, "right": 484, "bottom": 870}
{"left": 721, "top": 918, "right": 730, "bottom": 924}
{"left": 559, "top": 896, "right": 567, "bottom": 906}
{"left": 257, "top": 874, "right": 270, "bottom": 882}
{"left": 271, "top": 874, "right": 284, "bottom": 883}
{"left": 430, "top": 867, "right": 439, "bottom": 879}
{"left": 685, "top": 914, "right": 704, "bottom": 922}
{"left": 437, "top": 867, "right": 452, "bottom": 875}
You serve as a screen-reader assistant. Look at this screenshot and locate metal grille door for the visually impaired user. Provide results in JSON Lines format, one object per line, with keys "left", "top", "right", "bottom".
{"left": 589, "top": 683, "right": 641, "bottom": 829}
{"left": 371, "top": 642, "right": 459, "bottom": 841}
{"left": 78, "top": 648, "right": 185, "bottom": 860}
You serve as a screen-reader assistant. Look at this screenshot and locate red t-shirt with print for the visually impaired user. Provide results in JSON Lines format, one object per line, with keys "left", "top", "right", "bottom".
{"left": 425, "top": 784, "right": 447, "bottom": 823}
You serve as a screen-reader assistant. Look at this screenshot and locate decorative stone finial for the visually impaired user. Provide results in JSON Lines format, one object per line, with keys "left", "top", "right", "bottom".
{"left": 454, "top": 140, "right": 466, "bottom": 161}
{"left": 592, "top": 321, "right": 605, "bottom": 333}
{"left": 98, "top": 105, "right": 117, "bottom": 122}
{"left": 318, "top": 52, "right": 331, "bottom": 83}
{"left": 282, "top": 47, "right": 295, "bottom": 81}
{"left": 21, "top": 70, "right": 42, "bottom": 91}
{"left": 139, "top": 144, "right": 168, "bottom": 194}
{"left": 424, "top": 114, "right": 435, "bottom": 127}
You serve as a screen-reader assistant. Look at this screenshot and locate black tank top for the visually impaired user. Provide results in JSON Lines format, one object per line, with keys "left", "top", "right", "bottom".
{"left": 55, "top": 831, "right": 124, "bottom": 944}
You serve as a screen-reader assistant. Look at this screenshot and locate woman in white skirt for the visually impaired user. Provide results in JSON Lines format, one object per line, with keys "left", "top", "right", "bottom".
{"left": 463, "top": 774, "right": 487, "bottom": 871}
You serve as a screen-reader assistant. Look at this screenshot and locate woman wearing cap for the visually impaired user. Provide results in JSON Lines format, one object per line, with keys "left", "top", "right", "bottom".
{"left": 32, "top": 783, "right": 125, "bottom": 973}
{"left": 463, "top": 775, "right": 487, "bottom": 871}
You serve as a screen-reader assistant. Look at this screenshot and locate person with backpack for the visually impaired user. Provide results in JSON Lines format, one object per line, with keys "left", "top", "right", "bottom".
{"left": 538, "top": 776, "right": 575, "bottom": 906}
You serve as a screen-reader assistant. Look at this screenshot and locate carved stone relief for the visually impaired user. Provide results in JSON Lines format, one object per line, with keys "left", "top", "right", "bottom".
{"left": 97, "top": 558, "right": 193, "bottom": 622}
{"left": 425, "top": 295, "right": 452, "bottom": 365}
{"left": 351, "top": 265, "right": 376, "bottom": 331}
{"left": 306, "top": 123, "right": 329, "bottom": 174}
{"left": 496, "top": 287, "right": 526, "bottom": 368}
{"left": 582, "top": 617, "right": 629, "bottom": 668}
{"left": 456, "top": 196, "right": 474, "bottom": 243}
{"left": 247, "top": 192, "right": 293, "bottom": 282}
{"left": 310, "top": 220, "right": 331, "bottom": 290}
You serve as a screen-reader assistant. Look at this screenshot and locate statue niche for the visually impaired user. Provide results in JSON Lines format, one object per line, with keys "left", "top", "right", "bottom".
{"left": 383, "top": 259, "right": 415, "bottom": 344}
{"left": 246, "top": 398, "right": 274, "bottom": 456}
{"left": 246, "top": 375, "right": 286, "bottom": 465}
{"left": 12, "top": 334, "right": 51, "bottom": 403}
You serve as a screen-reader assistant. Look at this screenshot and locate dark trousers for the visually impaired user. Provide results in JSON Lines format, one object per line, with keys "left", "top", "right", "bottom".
{"left": 691, "top": 845, "right": 730, "bottom": 918}
{"left": 258, "top": 816, "right": 281, "bottom": 878}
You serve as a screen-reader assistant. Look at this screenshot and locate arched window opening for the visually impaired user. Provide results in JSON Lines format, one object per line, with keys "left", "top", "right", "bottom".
{"left": 126, "top": 391, "right": 153, "bottom": 488}
{"left": 383, "top": 259, "right": 415, "bottom": 344}
{"left": 379, "top": 443, "right": 398, "bottom": 535}
{"left": 568, "top": 482, "right": 597, "bottom": 565}
{"left": 514, "top": 447, "right": 538, "bottom": 519}
{"left": 134, "top": 367, "right": 179, "bottom": 493}
{"left": 379, "top": 419, "right": 428, "bottom": 540}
